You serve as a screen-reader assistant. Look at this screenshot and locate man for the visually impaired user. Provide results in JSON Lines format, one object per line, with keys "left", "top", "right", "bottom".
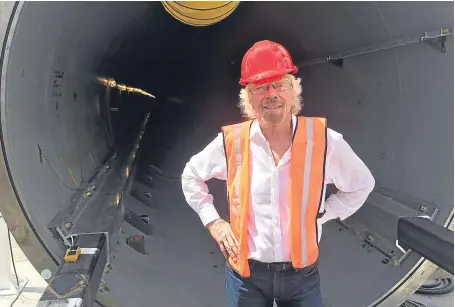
{"left": 181, "top": 40, "right": 375, "bottom": 307}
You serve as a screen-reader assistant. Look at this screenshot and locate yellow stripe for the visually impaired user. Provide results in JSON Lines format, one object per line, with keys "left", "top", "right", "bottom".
{"left": 68, "top": 168, "right": 79, "bottom": 188}
{"left": 168, "top": 1, "right": 237, "bottom": 20}
{"left": 290, "top": 117, "right": 306, "bottom": 268}
{"left": 175, "top": 1, "right": 232, "bottom": 10}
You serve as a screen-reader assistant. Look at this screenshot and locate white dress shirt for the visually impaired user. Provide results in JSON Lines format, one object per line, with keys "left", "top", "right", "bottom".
{"left": 181, "top": 115, "right": 375, "bottom": 263}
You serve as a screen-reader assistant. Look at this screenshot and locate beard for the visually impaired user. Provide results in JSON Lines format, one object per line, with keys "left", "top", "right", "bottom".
{"left": 259, "top": 96, "right": 286, "bottom": 125}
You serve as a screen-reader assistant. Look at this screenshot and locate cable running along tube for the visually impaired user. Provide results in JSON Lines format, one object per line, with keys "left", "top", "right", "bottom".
{"left": 416, "top": 278, "right": 454, "bottom": 295}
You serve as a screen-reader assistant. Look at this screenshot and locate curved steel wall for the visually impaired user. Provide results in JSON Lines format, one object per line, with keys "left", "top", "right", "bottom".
{"left": 0, "top": 2, "right": 452, "bottom": 307}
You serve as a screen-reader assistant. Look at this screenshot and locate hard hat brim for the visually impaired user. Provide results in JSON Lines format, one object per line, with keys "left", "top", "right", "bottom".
{"left": 239, "top": 67, "right": 298, "bottom": 86}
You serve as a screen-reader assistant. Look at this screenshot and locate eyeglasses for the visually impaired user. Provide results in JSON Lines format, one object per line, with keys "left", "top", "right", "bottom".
{"left": 249, "top": 79, "right": 292, "bottom": 95}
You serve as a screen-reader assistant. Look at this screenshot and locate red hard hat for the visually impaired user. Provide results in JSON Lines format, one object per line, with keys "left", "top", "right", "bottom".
{"left": 239, "top": 40, "right": 298, "bottom": 86}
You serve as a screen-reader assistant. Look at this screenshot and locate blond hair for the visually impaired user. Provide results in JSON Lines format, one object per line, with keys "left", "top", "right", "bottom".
{"left": 238, "top": 74, "right": 303, "bottom": 119}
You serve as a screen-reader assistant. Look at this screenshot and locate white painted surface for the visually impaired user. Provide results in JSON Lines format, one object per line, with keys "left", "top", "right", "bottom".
{"left": 409, "top": 291, "right": 454, "bottom": 307}
{"left": 0, "top": 215, "right": 47, "bottom": 306}
{"left": 0, "top": 216, "right": 16, "bottom": 294}
{"left": 37, "top": 298, "right": 82, "bottom": 307}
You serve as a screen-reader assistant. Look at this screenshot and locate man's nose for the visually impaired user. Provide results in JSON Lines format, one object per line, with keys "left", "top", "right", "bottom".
{"left": 266, "top": 84, "right": 278, "bottom": 96}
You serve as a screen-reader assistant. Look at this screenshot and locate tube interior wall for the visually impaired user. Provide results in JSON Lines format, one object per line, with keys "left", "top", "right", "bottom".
{"left": 2, "top": 2, "right": 453, "bottom": 307}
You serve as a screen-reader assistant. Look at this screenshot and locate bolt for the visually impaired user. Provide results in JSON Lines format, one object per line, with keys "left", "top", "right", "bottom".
{"left": 365, "top": 233, "right": 374, "bottom": 242}
{"left": 41, "top": 269, "right": 52, "bottom": 280}
{"left": 441, "top": 42, "right": 446, "bottom": 53}
{"left": 64, "top": 222, "right": 72, "bottom": 229}
{"left": 420, "top": 205, "right": 428, "bottom": 213}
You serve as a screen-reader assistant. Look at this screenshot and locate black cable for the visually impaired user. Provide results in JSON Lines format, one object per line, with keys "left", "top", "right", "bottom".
{"left": 45, "top": 271, "right": 108, "bottom": 306}
{"left": 46, "top": 270, "right": 87, "bottom": 299}
{"left": 40, "top": 150, "right": 82, "bottom": 192}
{"left": 8, "top": 293, "right": 21, "bottom": 307}
{"left": 7, "top": 227, "right": 30, "bottom": 307}
{"left": 95, "top": 299, "right": 108, "bottom": 307}
{"left": 416, "top": 278, "right": 454, "bottom": 295}
{"left": 7, "top": 228, "right": 20, "bottom": 288}
{"left": 399, "top": 299, "right": 426, "bottom": 307}
{"left": 8, "top": 279, "right": 29, "bottom": 307}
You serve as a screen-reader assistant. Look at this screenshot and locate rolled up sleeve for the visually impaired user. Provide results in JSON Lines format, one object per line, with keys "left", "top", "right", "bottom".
{"left": 181, "top": 133, "right": 227, "bottom": 226}
{"left": 320, "top": 130, "right": 375, "bottom": 224}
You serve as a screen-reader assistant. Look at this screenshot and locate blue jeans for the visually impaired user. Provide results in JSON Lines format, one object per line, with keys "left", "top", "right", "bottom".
{"left": 225, "top": 260, "right": 324, "bottom": 307}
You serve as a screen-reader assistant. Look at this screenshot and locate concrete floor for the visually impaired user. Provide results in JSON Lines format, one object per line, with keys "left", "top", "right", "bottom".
{"left": 0, "top": 215, "right": 47, "bottom": 307}
{"left": 0, "top": 212, "right": 452, "bottom": 307}
{"left": 409, "top": 292, "right": 453, "bottom": 307}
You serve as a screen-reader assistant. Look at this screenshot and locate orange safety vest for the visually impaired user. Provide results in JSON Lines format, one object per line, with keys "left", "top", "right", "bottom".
{"left": 221, "top": 116, "right": 327, "bottom": 277}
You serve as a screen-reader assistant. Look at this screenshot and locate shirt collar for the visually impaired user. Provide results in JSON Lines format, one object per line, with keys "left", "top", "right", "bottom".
{"left": 250, "top": 115, "right": 297, "bottom": 139}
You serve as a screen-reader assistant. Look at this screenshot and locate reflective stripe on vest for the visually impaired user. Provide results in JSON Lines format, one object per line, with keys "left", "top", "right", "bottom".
{"left": 222, "top": 116, "right": 327, "bottom": 277}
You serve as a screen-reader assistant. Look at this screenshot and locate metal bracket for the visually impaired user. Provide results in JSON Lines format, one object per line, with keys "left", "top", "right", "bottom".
{"left": 420, "top": 29, "right": 451, "bottom": 53}
{"left": 326, "top": 54, "right": 344, "bottom": 67}
{"left": 136, "top": 174, "right": 154, "bottom": 188}
{"left": 143, "top": 192, "right": 152, "bottom": 200}
{"left": 126, "top": 235, "right": 147, "bottom": 255}
{"left": 297, "top": 27, "right": 453, "bottom": 68}
{"left": 37, "top": 233, "right": 107, "bottom": 307}
{"left": 131, "top": 189, "right": 153, "bottom": 207}
{"left": 124, "top": 209, "right": 152, "bottom": 235}
{"left": 394, "top": 208, "right": 439, "bottom": 267}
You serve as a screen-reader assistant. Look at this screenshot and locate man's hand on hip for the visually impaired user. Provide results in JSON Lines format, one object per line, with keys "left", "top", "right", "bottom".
{"left": 206, "top": 219, "right": 239, "bottom": 262}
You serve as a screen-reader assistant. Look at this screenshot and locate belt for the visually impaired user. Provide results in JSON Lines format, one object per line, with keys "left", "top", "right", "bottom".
{"left": 248, "top": 259, "right": 295, "bottom": 272}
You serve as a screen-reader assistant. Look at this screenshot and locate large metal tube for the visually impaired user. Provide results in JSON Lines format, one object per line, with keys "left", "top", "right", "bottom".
{"left": 0, "top": 2, "right": 453, "bottom": 307}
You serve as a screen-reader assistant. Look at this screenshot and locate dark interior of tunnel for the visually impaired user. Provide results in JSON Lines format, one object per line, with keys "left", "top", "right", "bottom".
{"left": 101, "top": 1, "right": 317, "bottom": 176}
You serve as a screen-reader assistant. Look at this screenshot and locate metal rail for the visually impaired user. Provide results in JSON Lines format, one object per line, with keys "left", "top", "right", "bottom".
{"left": 296, "top": 28, "right": 453, "bottom": 68}
{"left": 41, "top": 113, "right": 150, "bottom": 307}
